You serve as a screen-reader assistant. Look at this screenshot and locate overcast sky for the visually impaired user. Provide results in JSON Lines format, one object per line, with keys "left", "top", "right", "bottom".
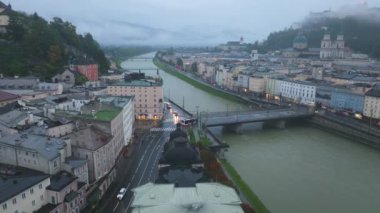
{"left": 7, "top": 0, "right": 380, "bottom": 46}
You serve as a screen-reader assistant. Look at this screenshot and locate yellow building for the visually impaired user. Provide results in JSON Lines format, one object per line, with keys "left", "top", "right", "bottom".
{"left": 107, "top": 79, "right": 164, "bottom": 120}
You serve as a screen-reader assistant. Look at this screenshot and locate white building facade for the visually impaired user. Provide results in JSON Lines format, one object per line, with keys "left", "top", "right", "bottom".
{"left": 363, "top": 89, "right": 380, "bottom": 119}
{"left": 1, "top": 175, "right": 50, "bottom": 213}
{"left": 280, "top": 80, "right": 316, "bottom": 106}
{"left": 99, "top": 96, "right": 135, "bottom": 146}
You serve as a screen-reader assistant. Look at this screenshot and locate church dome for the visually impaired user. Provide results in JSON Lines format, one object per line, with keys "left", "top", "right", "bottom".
{"left": 293, "top": 34, "right": 308, "bottom": 50}
{"left": 293, "top": 35, "right": 307, "bottom": 43}
{"left": 163, "top": 137, "right": 199, "bottom": 165}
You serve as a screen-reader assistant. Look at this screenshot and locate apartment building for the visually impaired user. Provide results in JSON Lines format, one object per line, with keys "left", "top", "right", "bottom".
{"left": 0, "top": 167, "right": 50, "bottom": 213}
{"left": 98, "top": 96, "right": 135, "bottom": 146}
{"left": 363, "top": 87, "right": 380, "bottom": 119}
{"left": 44, "top": 171, "right": 86, "bottom": 213}
{"left": 107, "top": 79, "right": 163, "bottom": 120}
{"left": 280, "top": 80, "right": 316, "bottom": 106}
{"left": 248, "top": 76, "right": 266, "bottom": 94}
{"left": 0, "top": 134, "right": 71, "bottom": 174}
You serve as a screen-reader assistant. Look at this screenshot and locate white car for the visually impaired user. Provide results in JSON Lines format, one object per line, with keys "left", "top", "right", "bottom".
{"left": 117, "top": 188, "right": 127, "bottom": 200}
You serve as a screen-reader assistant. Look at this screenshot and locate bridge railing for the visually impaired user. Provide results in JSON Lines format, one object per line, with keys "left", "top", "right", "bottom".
{"left": 199, "top": 107, "right": 292, "bottom": 118}
{"left": 200, "top": 108, "right": 313, "bottom": 125}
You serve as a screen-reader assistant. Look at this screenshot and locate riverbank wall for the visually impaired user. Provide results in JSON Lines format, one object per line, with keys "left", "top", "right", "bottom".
{"left": 167, "top": 99, "right": 193, "bottom": 117}
{"left": 309, "top": 115, "right": 380, "bottom": 148}
{"left": 154, "top": 58, "right": 255, "bottom": 105}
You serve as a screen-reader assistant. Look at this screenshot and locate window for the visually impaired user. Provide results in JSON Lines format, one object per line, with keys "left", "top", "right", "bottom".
{"left": 51, "top": 196, "right": 55, "bottom": 204}
{"left": 3, "top": 203, "right": 7, "bottom": 210}
{"left": 54, "top": 161, "right": 57, "bottom": 168}
{"left": 30, "top": 188, "right": 34, "bottom": 194}
{"left": 22, "top": 193, "right": 26, "bottom": 199}
{"left": 40, "top": 195, "right": 44, "bottom": 200}
{"left": 39, "top": 184, "right": 42, "bottom": 189}
{"left": 32, "top": 200, "right": 35, "bottom": 206}
{"left": 12, "top": 198, "right": 16, "bottom": 204}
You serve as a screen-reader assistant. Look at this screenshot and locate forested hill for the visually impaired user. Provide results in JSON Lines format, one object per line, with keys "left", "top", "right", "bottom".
{"left": 0, "top": 10, "right": 109, "bottom": 80}
{"left": 249, "top": 6, "right": 380, "bottom": 59}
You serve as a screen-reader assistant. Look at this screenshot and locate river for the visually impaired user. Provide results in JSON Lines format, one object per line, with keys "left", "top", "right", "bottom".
{"left": 122, "top": 52, "right": 380, "bottom": 213}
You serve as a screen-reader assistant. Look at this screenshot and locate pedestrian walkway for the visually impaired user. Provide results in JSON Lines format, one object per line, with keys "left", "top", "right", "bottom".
{"left": 150, "top": 127, "right": 176, "bottom": 132}
{"left": 193, "top": 128, "right": 200, "bottom": 142}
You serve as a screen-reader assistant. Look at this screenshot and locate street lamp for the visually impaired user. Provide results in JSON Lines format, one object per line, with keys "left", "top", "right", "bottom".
{"left": 196, "top": 105, "right": 200, "bottom": 129}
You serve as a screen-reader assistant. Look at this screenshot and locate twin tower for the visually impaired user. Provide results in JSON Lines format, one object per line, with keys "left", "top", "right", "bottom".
{"left": 320, "top": 34, "right": 345, "bottom": 59}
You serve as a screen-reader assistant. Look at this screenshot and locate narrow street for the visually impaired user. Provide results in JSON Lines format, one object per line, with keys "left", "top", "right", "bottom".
{"left": 97, "top": 111, "right": 176, "bottom": 213}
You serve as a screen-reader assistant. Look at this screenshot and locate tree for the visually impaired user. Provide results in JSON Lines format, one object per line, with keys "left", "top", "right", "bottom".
{"left": 0, "top": 9, "right": 110, "bottom": 78}
{"left": 191, "top": 62, "right": 198, "bottom": 73}
{"left": 176, "top": 58, "right": 183, "bottom": 68}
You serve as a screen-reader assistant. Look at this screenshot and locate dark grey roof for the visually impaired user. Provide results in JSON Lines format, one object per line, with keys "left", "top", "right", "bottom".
{"left": 366, "top": 88, "right": 380, "bottom": 98}
{"left": 47, "top": 171, "right": 77, "bottom": 191}
{"left": 156, "top": 167, "right": 208, "bottom": 187}
{"left": 162, "top": 136, "right": 201, "bottom": 165}
{"left": 0, "top": 101, "right": 22, "bottom": 114}
{"left": 169, "top": 125, "right": 187, "bottom": 141}
{"left": 64, "top": 190, "right": 79, "bottom": 202}
{"left": 0, "top": 1, "right": 7, "bottom": 8}
{"left": 35, "top": 203, "right": 60, "bottom": 213}
{"left": 0, "top": 110, "right": 29, "bottom": 128}
{"left": 0, "top": 166, "right": 49, "bottom": 203}
{"left": 65, "top": 157, "right": 87, "bottom": 169}
{"left": 0, "top": 134, "right": 66, "bottom": 160}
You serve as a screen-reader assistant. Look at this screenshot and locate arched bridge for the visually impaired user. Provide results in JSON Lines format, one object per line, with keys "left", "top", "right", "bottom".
{"left": 126, "top": 58, "right": 154, "bottom": 61}
{"left": 126, "top": 68, "right": 159, "bottom": 71}
{"left": 200, "top": 107, "right": 314, "bottom": 132}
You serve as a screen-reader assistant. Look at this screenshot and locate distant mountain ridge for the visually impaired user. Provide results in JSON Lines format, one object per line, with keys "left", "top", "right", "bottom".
{"left": 249, "top": 5, "right": 380, "bottom": 58}
{"left": 0, "top": 6, "right": 109, "bottom": 80}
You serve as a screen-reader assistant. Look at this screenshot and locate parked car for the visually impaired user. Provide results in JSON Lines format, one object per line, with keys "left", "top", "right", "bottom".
{"left": 117, "top": 188, "right": 127, "bottom": 200}
{"left": 180, "top": 118, "right": 196, "bottom": 126}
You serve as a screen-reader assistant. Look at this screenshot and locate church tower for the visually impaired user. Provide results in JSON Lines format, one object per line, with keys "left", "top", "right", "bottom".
{"left": 240, "top": 36, "right": 244, "bottom": 44}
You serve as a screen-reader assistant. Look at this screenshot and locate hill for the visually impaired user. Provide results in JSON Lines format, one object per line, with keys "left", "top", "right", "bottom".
{"left": 0, "top": 9, "right": 109, "bottom": 80}
{"left": 248, "top": 6, "right": 380, "bottom": 59}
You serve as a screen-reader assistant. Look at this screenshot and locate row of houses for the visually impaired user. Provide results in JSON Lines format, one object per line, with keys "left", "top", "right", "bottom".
{"left": 0, "top": 93, "right": 135, "bottom": 213}
{"left": 266, "top": 78, "right": 380, "bottom": 119}
{"left": 167, "top": 53, "right": 380, "bottom": 120}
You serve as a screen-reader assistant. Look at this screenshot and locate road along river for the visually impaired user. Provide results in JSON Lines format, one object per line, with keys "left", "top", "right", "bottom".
{"left": 123, "top": 52, "right": 380, "bottom": 213}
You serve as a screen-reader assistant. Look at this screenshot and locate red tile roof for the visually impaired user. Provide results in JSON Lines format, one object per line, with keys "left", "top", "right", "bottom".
{"left": 0, "top": 90, "right": 20, "bottom": 102}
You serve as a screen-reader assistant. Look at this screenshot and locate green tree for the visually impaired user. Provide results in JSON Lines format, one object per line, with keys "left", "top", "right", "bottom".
{"left": 176, "top": 58, "right": 183, "bottom": 68}
{"left": 191, "top": 62, "right": 198, "bottom": 73}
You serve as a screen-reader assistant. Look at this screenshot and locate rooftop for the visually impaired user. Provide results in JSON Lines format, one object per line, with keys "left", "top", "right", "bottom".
{"left": 0, "top": 109, "right": 29, "bottom": 128}
{"left": 366, "top": 88, "right": 380, "bottom": 98}
{"left": 55, "top": 105, "right": 121, "bottom": 122}
{"left": 111, "top": 79, "right": 162, "bottom": 87}
{"left": 34, "top": 203, "right": 59, "bottom": 213}
{"left": 65, "top": 156, "right": 87, "bottom": 169}
{"left": 0, "top": 90, "right": 19, "bottom": 102}
{"left": 0, "top": 165, "right": 50, "bottom": 203}
{"left": 68, "top": 126, "right": 112, "bottom": 151}
{"left": 131, "top": 182, "right": 243, "bottom": 213}
{"left": 0, "top": 134, "right": 66, "bottom": 160}
{"left": 47, "top": 171, "right": 77, "bottom": 191}
{"left": 98, "top": 96, "right": 133, "bottom": 108}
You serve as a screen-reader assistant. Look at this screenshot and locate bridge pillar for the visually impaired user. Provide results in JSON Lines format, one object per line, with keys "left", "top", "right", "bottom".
{"left": 223, "top": 124, "right": 242, "bottom": 134}
{"left": 264, "top": 120, "right": 286, "bottom": 129}
{"left": 275, "top": 120, "right": 286, "bottom": 129}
